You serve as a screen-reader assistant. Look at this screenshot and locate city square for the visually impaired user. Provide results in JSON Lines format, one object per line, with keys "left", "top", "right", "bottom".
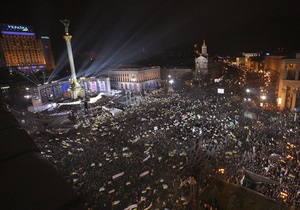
{"left": 1, "top": 1, "right": 300, "bottom": 210}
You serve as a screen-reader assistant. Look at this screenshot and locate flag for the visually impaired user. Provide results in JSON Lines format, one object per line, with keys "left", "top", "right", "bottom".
{"left": 112, "top": 200, "right": 120, "bottom": 205}
{"left": 143, "top": 155, "right": 151, "bottom": 162}
{"left": 181, "top": 114, "right": 188, "bottom": 120}
{"left": 284, "top": 167, "right": 289, "bottom": 176}
{"left": 124, "top": 204, "right": 138, "bottom": 210}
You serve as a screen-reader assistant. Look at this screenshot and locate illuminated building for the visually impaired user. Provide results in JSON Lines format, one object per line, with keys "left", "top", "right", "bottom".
{"left": 273, "top": 52, "right": 300, "bottom": 110}
{"left": 40, "top": 36, "right": 56, "bottom": 72}
{"left": 0, "top": 24, "right": 55, "bottom": 72}
{"left": 195, "top": 40, "right": 208, "bottom": 75}
{"left": 236, "top": 52, "right": 261, "bottom": 69}
{"left": 194, "top": 40, "right": 223, "bottom": 82}
{"left": 108, "top": 66, "right": 160, "bottom": 92}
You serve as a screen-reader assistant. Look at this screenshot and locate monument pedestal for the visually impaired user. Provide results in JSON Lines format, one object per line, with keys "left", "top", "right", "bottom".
{"left": 68, "top": 78, "right": 83, "bottom": 99}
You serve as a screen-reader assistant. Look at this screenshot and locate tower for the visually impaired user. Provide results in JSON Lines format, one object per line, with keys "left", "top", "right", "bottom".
{"left": 201, "top": 40, "right": 208, "bottom": 56}
{"left": 195, "top": 40, "right": 208, "bottom": 72}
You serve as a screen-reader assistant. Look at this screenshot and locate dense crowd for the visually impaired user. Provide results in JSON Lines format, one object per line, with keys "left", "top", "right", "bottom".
{"left": 28, "top": 78, "right": 300, "bottom": 209}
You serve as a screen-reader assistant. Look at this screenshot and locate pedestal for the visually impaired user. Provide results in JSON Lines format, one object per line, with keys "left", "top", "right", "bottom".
{"left": 68, "top": 78, "right": 83, "bottom": 99}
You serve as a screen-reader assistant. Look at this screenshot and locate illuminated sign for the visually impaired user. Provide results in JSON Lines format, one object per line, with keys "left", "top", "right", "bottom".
{"left": 89, "top": 81, "right": 97, "bottom": 92}
{"left": 7, "top": 25, "right": 29, "bottom": 31}
{"left": 41, "top": 36, "right": 49, "bottom": 39}
{"left": 1, "top": 24, "right": 34, "bottom": 35}
{"left": 98, "top": 80, "right": 106, "bottom": 92}
{"left": 53, "top": 85, "right": 62, "bottom": 98}
{"left": 217, "top": 88, "right": 224, "bottom": 94}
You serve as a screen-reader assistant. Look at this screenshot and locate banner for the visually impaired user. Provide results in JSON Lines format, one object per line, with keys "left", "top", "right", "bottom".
{"left": 124, "top": 204, "right": 138, "bottom": 210}
{"left": 143, "top": 155, "right": 151, "bottom": 162}
{"left": 140, "top": 171, "right": 149, "bottom": 177}
{"left": 112, "top": 172, "right": 124, "bottom": 179}
{"left": 98, "top": 80, "right": 106, "bottom": 92}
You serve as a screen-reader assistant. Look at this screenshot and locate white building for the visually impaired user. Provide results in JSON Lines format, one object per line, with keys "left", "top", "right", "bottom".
{"left": 108, "top": 66, "right": 161, "bottom": 92}
{"left": 195, "top": 40, "right": 208, "bottom": 74}
{"left": 194, "top": 40, "right": 223, "bottom": 82}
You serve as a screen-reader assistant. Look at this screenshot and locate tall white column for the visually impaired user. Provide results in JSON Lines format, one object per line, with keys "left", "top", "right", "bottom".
{"left": 65, "top": 37, "right": 76, "bottom": 81}
{"left": 61, "top": 19, "right": 82, "bottom": 99}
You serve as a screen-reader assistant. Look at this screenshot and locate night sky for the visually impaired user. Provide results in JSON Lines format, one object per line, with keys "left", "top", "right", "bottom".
{"left": 1, "top": 0, "right": 300, "bottom": 67}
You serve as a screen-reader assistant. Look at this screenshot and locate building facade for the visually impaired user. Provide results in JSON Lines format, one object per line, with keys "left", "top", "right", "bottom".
{"left": 276, "top": 52, "right": 300, "bottom": 110}
{"left": 108, "top": 66, "right": 161, "bottom": 92}
{"left": 195, "top": 40, "right": 208, "bottom": 75}
{"left": 40, "top": 36, "right": 56, "bottom": 72}
{"left": 194, "top": 40, "right": 223, "bottom": 83}
{"left": 0, "top": 24, "right": 55, "bottom": 72}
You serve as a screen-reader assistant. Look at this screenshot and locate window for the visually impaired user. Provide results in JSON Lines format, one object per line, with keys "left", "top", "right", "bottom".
{"left": 287, "top": 70, "right": 295, "bottom": 80}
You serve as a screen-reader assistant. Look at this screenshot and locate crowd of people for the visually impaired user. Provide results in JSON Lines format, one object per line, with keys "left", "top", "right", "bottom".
{"left": 27, "top": 72, "right": 300, "bottom": 209}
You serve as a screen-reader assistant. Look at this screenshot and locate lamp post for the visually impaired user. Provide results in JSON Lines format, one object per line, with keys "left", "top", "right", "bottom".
{"left": 294, "top": 107, "right": 299, "bottom": 122}
{"left": 168, "top": 75, "right": 174, "bottom": 92}
{"left": 125, "top": 90, "right": 131, "bottom": 105}
{"left": 260, "top": 95, "right": 266, "bottom": 107}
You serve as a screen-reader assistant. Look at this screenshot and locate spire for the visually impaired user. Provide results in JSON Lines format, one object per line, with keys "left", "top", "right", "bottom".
{"left": 202, "top": 40, "right": 207, "bottom": 56}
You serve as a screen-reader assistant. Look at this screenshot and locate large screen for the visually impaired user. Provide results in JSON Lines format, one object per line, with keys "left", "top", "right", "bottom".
{"left": 40, "top": 88, "right": 48, "bottom": 103}
{"left": 89, "top": 81, "right": 98, "bottom": 92}
{"left": 81, "top": 82, "right": 88, "bottom": 92}
{"left": 53, "top": 85, "right": 62, "bottom": 98}
{"left": 46, "top": 87, "right": 54, "bottom": 99}
{"left": 98, "top": 80, "right": 106, "bottom": 92}
{"left": 61, "top": 83, "right": 70, "bottom": 97}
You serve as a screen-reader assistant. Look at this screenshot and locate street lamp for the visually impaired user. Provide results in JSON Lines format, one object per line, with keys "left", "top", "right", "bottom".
{"left": 168, "top": 78, "right": 174, "bottom": 92}
{"left": 260, "top": 95, "right": 266, "bottom": 107}
{"left": 125, "top": 90, "right": 131, "bottom": 105}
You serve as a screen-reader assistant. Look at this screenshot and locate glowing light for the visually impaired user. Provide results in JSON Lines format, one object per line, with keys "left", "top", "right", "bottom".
{"left": 218, "top": 168, "right": 225, "bottom": 174}
{"left": 278, "top": 98, "right": 282, "bottom": 105}
{"left": 217, "top": 88, "right": 224, "bottom": 94}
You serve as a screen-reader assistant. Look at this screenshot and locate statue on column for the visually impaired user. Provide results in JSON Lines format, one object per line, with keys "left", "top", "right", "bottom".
{"left": 60, "top": 19, "right": 70, "bottom": 35}
{"left": 60, "top": 19, "right": 83, "bottom": 100}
